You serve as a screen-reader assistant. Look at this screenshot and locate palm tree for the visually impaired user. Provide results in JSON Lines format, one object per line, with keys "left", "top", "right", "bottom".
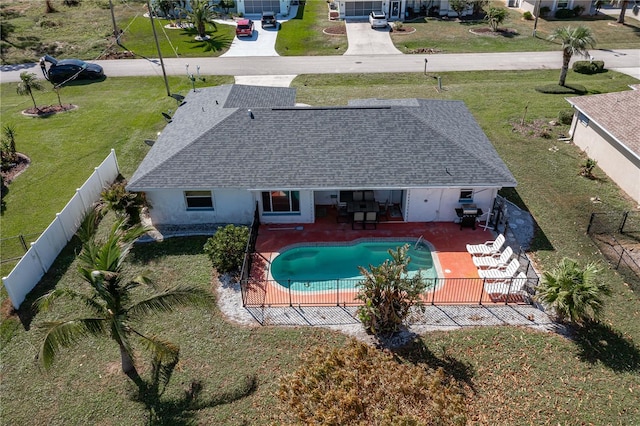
{"left": 37, "top": 214, "right": 214, "bottom": 385}
{"left": 16, "top": 72, "right": 44, "bottom": 111}
{"left": 485, "top": 7, "right": 508, "bottom": 32}
{"left": 547, "top": 26, "right": 596, "bottom": 87}
{"left": 180, "top": 0, "right": 218, "bottom": 40}
{"left": 609, "top": 0, "right": 630, "bottom": 24}
{"left": 535, "top": 258, "right": 611, "bottom": 325}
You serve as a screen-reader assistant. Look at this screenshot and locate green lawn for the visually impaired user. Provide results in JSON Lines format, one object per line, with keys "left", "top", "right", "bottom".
{"left": 1, "top": 69, "right": 639, "bottom": 424}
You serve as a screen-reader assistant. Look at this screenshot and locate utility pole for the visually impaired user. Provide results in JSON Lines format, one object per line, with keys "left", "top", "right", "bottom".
{"left": 108, "top": 0, "right": 122, "bottom": 46}
{"left": 532, "top": 0, "right": 540, "bottom": 37}
{"left": 147, "top": 1, "right": 171, "bottom": 97}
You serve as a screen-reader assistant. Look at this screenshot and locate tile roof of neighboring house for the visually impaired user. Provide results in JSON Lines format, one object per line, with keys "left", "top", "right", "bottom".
{"left": 128, "top": 85, "right": 516, "bottom": 191}
{"left": 566, "top": 87, "right": 640, "bottom": 158}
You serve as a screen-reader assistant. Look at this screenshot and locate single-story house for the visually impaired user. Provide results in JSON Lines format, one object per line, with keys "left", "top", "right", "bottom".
{"left": 127, "top": 84, "right": 516, "bottom": 226}
{"left": 566, "top": 85, "right": 640, "bottom": 205}
{"left": 513, "top": 0, "right": 595, "bottom": 15}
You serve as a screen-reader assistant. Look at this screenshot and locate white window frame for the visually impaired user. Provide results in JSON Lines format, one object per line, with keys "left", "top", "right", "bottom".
{"left": 184, "top": 190, "right": 214, "bottom": 210}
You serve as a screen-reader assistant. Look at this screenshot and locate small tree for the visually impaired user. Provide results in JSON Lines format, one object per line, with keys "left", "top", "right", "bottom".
{"left": 218, "top": 0, "right": 236, "bottom": 14}
{"left": 179, "top": 0, "right": 218, "bottom": 40}
{"left": 16, "top": 72, "right": 44, "bottom": 111}
{"left": 548, "top": 26, "right": 596, "bottom": 86}
{"left": 609, "top": 0, "right": 630, "bottom": 24}
{"left": 356, "top": 244, "right": 428, "bottom": 335}
{"left": 100, "top": 179, "right": 147, "bottom": 225}
{"left": 1, "top": 124, "right": 17, "bottom": 165}
{"left": 449, "top": 0, "right": 469, "bottom": 18}
{"left": 580, "top": 157, "right": 597, "bottom": 179}
{"left": 536, "top": 258, "right": 611, "bottom": 325}
{"left": 485, "top": 7, "right": 508, "bottom": 32}
{"left": 203, "top": 224, "right": 249, "bottom": 274}
{"left": 278, "top": 340, "right": 467, "bottom": 425}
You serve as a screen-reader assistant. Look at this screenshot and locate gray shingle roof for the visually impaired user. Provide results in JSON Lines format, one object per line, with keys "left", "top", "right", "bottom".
{"left": 128, "top": 86, "right": 516, "bottom": 191}
{"left": 566, "top": 87, "right": 640, "bottom": 158}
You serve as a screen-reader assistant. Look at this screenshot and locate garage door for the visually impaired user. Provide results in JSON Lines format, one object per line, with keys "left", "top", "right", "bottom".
{"left": 244, "top": 0, "right": 280, "bottom": 14}
{"left": 344, "top": 1, "right": 383, "bottom": 17}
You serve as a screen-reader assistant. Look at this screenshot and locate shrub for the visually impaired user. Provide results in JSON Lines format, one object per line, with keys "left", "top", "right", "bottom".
{"left": 536, "top": 258, "right": 610, "bottom": 324}
{"left": 573, "top": 4, "right": 585, "bottom": 16}
{"left": 523, "top": 11, "right": 533, "bottom": 20}
{"left": 535, "top": 83, "right": 587, "bottom": 94}
{"left": 573, "top": 60, "right": 605, "bottom": 74}
{"left": 555, "top": 8, "right": 574, "bottom": 19}
{"left": 558, "top": 109, "right": 574, "bottom": 125}
{"left": 278, "top": 340, "right": 467, "bottom": 425}
{"left": 203, "top": 224, "right": 249, "bottom": 274}
{"left": 580, "top": 157, "right": 598, "bottom": 179}
{"left": 539, "top": 5, "right": 550, "bottom": 16}
{"left": 100, "top": 178, "right": 147, "bottom": 225}
{"left": 393, "top": 20, "right": 403, "bottom": 31}
{"left": 356, "top": 244, "right": 429, "bottom": 335}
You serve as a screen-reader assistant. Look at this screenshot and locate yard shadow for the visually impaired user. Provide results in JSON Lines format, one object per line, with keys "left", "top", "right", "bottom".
{"left": 391, "top": 336, "right": 475, "bottom": 387}
{"left": 130, "top": 236, "right": 208, "bottom": 265}
{"left": 131, "top": 357, "right": 257, "bottom": 426}
{"left": 573, "top": 320, "right": 640, "bottom": 372}
{"left": 182, "top": 30, "right": 233, "bottom": 52}
{"left": 8, "top": 235, "right": 83, "bottom": 330}
{"left": 499, "top": 187, "right": 554, "bottom": 252}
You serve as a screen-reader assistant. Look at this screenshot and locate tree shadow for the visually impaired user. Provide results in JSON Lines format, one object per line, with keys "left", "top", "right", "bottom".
{"left": 573, "top": 320, "right": 640, "bottom": 373}
{"left": 498, "top": 187, "right": 554, "bottom": 252}
{"left": 131, "top": 357, "right": 257, "bottom": 425}
{"left": 181, "top": 29, "right": 232, "bottom": 52}
{"left": 130, "top": 236, "right": 208, "bottom": 265}
{"left": 390, "top": 336, "right": 475, "bottom": 387}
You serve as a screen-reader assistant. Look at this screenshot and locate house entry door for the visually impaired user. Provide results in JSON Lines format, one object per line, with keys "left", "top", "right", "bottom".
{"left": 390, "top": 1, "right": 400, "bottom": 18}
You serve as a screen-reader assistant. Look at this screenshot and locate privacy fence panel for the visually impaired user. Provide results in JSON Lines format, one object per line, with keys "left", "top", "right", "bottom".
{"left": 2, "top": 150, "right": 119, "bottom": 309}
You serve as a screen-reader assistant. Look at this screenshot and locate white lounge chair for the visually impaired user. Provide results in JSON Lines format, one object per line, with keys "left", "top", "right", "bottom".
{"left": 484, "top": 272, "right": 528, "bottom": 296}
{"left": 478, "top": 258, "right": 520, "bottom": 279}
{"left": 473, "top": 246, "right": 513, "bottom": 269}
{"left": 466, "top": 234, "right": 505, "bottom": 256}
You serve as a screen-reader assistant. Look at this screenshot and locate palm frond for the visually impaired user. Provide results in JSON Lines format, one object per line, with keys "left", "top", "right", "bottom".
{"left": 35, "top": 287, "right": 107, "bottom": 316}
{"left": 38, "top": 318, "right": 107, "bottom": 370}
{"left": 134, "top": 331, "right": 180, "bottom": 364}
{"left": 126, "top": 286, "right": 214, "bottom": 319}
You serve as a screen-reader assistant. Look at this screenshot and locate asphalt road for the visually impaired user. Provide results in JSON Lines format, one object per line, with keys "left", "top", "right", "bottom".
{"left": 1, "top": 49, "right": 638, "bottom": 83}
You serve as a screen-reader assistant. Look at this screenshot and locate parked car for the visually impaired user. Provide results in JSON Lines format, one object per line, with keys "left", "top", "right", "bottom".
{"left": 235, "top": 19, "right": 254, "bottom": 37}
{"left": 39, "top": 55, "right": 104, "bottom": 85}
{"left": 261, "top": 11, "right": 277, "bottom": 28}
{"left": 369, "top": 11, "right": 388, "bottom": 29}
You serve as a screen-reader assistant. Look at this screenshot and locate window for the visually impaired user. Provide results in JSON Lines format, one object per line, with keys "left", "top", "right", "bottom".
{"left": 185, "top": 191, "right": 213, "bottom": 209}
{"left": 262, "top": 191, "right": 300, "bottom": 213}
{"left": 578, "top": 112, "right": 590, "bottom": 127}
{"left": 459, "top": 190, "right": 474, "bottom": 203}
{"left": 556, "top": 0, "right": 569, "bottom": 9}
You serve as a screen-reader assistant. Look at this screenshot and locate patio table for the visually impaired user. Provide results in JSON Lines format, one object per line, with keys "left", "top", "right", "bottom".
{"left": 347, "top": 201, "right": 378, "bottom": 213}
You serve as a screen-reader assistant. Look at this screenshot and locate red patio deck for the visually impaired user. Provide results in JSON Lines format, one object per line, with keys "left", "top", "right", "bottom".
{"left": 244, "top": 208, "right": 532, "bottom": 307}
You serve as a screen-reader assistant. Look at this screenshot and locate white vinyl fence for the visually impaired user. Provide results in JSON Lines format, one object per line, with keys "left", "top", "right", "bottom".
{"left": 2, "top": 150, "right": 120, "bottom": 309}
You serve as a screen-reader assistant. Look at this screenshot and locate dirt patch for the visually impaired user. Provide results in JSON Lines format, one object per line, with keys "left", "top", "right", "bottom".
{"left": 510, "top": 119, "right": 565, "bottom": 140}
{"left": 407, "top": 47, "right": 443, "bottom": 54}
{"left": 469, "top": 27, "right": 519, "bottom": 37}
{"left": 1, "top": 152, "right": 30, "bottom": 186}
{"left": 22, "top": 104, "right": 77, "bottom": 117}
{"left": 391, "top": 26, "right": 416, "bottom": 34}
{"left": 323, "top": 25, "right": 346, "bottom": 35}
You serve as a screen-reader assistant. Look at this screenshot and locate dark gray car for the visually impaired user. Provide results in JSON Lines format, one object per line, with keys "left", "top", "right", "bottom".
{"left": 261, "top": 11, "right": 277, "bottom": 28}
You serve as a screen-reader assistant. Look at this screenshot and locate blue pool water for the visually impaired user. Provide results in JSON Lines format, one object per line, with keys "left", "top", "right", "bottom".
{"left": 270, "top": 240, "right": 438, "bottom": 291}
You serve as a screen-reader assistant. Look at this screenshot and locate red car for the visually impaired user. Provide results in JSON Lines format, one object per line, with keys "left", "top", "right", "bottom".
{"left": 235, "top": 19, "right": 254, "bottom": 37}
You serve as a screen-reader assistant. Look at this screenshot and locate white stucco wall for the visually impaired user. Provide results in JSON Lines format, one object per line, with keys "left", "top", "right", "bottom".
{"left": 570, "top": 116, "right": 640, "bottom": 205}
{"left": 145, "top": 189, "right": 255, "bottom": 225}
{"left": 405, "top": 187, "right": 498, "bottom": 222}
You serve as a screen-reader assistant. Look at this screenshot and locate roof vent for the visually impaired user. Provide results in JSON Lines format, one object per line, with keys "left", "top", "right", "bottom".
{"left": 248, "top": 109, "right": 254, "bottom": 119}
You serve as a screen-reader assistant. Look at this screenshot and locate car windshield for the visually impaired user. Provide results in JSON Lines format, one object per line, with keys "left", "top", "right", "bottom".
{"left": 372, "top": 13, "right": 385, "bottom": 18}
{"left": 59, "top": 59, "right": 87, "bottom": 67}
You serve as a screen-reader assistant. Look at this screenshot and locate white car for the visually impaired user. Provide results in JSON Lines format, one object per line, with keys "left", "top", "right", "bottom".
{"left": 369, "top": 11, "right": 388, "bottom": 29}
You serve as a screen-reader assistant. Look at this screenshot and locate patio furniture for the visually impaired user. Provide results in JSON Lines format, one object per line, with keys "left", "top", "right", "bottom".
{"left": 466, "top": 234, "right": 505, "bottom": 256}
{"left": 352, "top": 211, "right": 365, "bottom": 229}
{"left": 478, "top": 258, "right": 520, "bottom": 280}
{"left": 364, "top": 211, "right": 378, "bottom": 229}
{"left": 378, "top": 201, "right": 390, "bottom": 221}
{"left": 455, "top": 206, "right": 483, "bottom": 230}
{"left": 353, "top": 191, "right": 364, "bottom": 201}
{"left": 484, "top": 272, "right": 529, "bottom": 297}
{"left": 347, "top": 200, "right": 378, "bottom": 213}
{"left": 336, "top": 202, "right": 349, "bottom": 223}
{"left": 364, "top": 190, "right": 375, "bottom": 201}
{"left": 473, "top": 246, "right": 513, "bottom": 269}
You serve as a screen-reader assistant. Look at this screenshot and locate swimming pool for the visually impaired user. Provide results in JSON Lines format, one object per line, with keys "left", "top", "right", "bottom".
{"left": 270, "top": 239, "right": 439, "bottom": 292}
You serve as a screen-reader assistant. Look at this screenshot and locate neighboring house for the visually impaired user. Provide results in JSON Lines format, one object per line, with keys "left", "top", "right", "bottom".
{"left": 566, "top": 85, "right": 640, "bottom": 205}
{"left": 513, "top": 0, "right": 595, "bottom": 15}
{"left": 333, "top": 0, "right": 474, "bottom": 19}
{"left": 127, "top": 84, "right": 516, "bottom": 226}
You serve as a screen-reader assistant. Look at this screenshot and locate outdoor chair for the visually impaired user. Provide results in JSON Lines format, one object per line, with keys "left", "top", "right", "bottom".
{"left": 336, "top": 202, "right": 349, "bottom": 223}
{"left": 473, "top": 246, "right": 513, "bottom": 269}
{"left": 364, "top": 190, "right": 375, "bottom": 201}
{"left": 484, "top": 272, "right": 528, "bottom": 296}
{"left": 364, "top": 211, "right": 378, "bottom": 229}
{"left": 352, "top": 211, "right": 365, "bottom": 229}
{"left": 378, "top": 201, "right": 389, "bottom": 221}
{"left": 466, "top": 234, "right": 505, "bottom": 256}
{"left": 353, "top": 191, "right": 364, "bottom": 201}
{"left": 478, "top": 258, "right": 520, "bottom": 280}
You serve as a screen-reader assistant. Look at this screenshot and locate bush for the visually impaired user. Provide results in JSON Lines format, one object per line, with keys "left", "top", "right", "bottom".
{"left": 203, "top": 224, "right": 249, "bottom": 274}
{"left": 573, "top": 5, "right": 585, "bottom": 16}
{"left": 535, "top": 83, "right": 587, "bottom": 95}
{"left": 555, "top": 8, "right": 573, "bottom": 19}
{"left": 539, "top": 5, "right": 550, "bottom": 16}
{"left": 573, "top": 60, "right": 605, "bottom": 74}
{"left": 100, "top": 178, "right": 147, "bottom": 225}
{"left": 278, "top": 340, "right": 467, "bottom": 425}
{"left": 558, "top": 109, "right": 574, "bottom": 125}
{"left": 523, "top": 11, "right": 533, "bottom": 20}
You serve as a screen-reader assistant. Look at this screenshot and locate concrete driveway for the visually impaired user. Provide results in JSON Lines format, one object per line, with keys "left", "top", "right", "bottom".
{"left": 344, "top": 21, "right": 402, "bottom": 56}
